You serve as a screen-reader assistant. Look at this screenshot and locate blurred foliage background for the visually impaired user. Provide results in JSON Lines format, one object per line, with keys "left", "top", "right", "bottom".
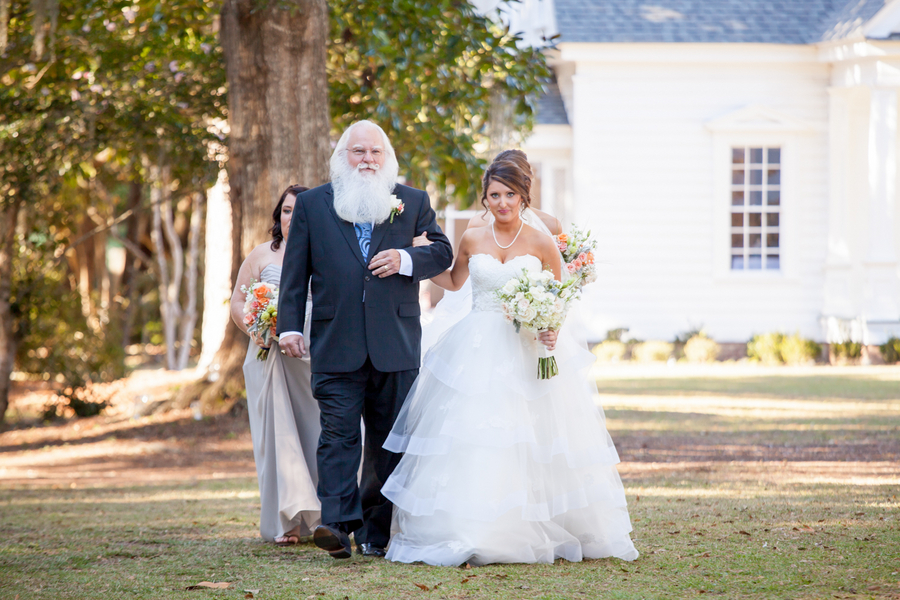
{"left": 0, "top": 0, "right": 551, "bottom": 423}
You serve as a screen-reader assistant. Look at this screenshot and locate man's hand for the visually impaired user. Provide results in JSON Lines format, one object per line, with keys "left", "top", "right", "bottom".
{"left": 369, "top": 249, "right": 401, "bottom": 278}
{"left": 278, "top": 333, "right": 307, "bottom": 358}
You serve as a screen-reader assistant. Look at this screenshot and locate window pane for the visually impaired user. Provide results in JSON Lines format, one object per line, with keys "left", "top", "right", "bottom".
{"left": 767, "top": 148, "right": 780, "bottom": 164}
{"left": 766, "top": 254, "right": 780, "bottom": 269}
{"left": 767, "top": 233, "right": 780, "bottom": 248}
{"left": 731, "top": 255, "right": 744, "bottom": 270}
{"left": 748, "top": 254, "right": 762, "bottom": 269}
{"left": 732, "top": 148, "right": 745, "bottom": 164}
{"left": 767, "top": 213, "right": 779, "bottom": 227}
{"left": 767, "top": 190, "right": 780, "bottom": 206}
{"left": 731, "top": 213, "right": 743, "bottom": 227}
{"left": 749, "top": 213, "right": 762, "bottom": 227}
{"left": 750, "top": 169, "right": 763, "bottom": 184}
{"left": 749, "top": 233, "right": 762, "bottom": 248}
{"left": 731, "top": 234, "right": 744, "bottom": 248}
{"left": 750, "top": 148, "right": 763, "bottom": 163}
{"left": 732, "top": 170, "right": 745, "bottom": 185}
{"left": 768, "top": 169, "right": 780, "bottom": 185}
{"left": 749, "top": 191, "right": 762, "bottom": 205}
{"left": 732, "top": 191, "right": 744, "bottom": 206}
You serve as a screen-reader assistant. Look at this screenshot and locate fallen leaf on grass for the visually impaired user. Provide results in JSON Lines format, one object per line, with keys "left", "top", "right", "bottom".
{"left": 415, "top": 583, "right": 442, "bottom": 592}
{"left": 737, "top": 531, "right": 751, "bottom": 537}
{"left": 185, "top": 582, "right": 231, "bottom": 590}
{"left": 668, "top": 531, "right": 681, "bottom": 535}
{"left": 244, "top": 594, "right": 253, "bottom": 599}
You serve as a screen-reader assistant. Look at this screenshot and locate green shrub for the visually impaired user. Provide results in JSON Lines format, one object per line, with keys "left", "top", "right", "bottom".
{"left": 592, "top": 340, "right": 627, "bottom": 362}
{"left": 683, "top": 334, "right": 720, "bottom": 363}
{"left": 880, "top": 337, "right": 900, "bottom": 364}
{"left": 780, "top": 333, "right": 822, "bottom": 365}
{"left": 605, "top": 328, "right": 628, "bottom": 342}
{"left": 631, "top": 341, "right": 673, "bottom": 363}
{"left": 832, "top": 341, "right": 862, "bottom": 360}
{"left": 747, "top": 333, "right": 784, "bottom": 365}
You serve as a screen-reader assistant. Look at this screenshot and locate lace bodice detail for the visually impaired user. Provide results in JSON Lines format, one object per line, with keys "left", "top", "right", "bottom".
{"left": 260, "top": 263, "right": 282, "bottom": 286}
{"left": 469, "top": 254, "right": 542, "bottom": 312}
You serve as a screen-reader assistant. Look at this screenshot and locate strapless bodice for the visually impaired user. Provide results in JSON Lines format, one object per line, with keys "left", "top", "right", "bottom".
{"left": 260, "top": 263, "right": 282, "bottom": 286}
{"left": 469, "top": 254, "right": 542, "bottom": 312}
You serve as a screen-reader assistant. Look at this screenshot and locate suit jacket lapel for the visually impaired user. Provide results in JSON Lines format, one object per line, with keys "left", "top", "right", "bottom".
{"left": 325, "top": 186, "right": 368, "bottom": 268}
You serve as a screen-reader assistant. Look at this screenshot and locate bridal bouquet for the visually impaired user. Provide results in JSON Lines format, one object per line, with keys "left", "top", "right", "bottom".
{"left": 241, "top": 280, "right": 278, "bottom": 360}
{"left": 556, "top": 226, "right": 597, "bottom": 287}
{"left": 495, "top": 268, "right": 581, "bottom": 379}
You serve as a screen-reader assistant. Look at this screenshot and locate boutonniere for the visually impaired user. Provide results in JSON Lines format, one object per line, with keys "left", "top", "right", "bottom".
{"left": 389, "top": 194, "right": 404, "bottom": 223}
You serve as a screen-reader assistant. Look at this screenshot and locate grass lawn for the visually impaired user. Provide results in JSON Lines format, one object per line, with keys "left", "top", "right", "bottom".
{"left": 1, "top": 365, "right": 898, "bottom": 599}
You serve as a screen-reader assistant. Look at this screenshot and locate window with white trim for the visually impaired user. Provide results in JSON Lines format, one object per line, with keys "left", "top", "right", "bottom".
{"left": 730, "top": 146, "right": 781, "bottom": 270}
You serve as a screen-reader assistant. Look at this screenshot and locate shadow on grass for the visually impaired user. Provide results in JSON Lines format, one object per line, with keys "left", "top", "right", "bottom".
{"left": 596, "top": 375, "right": 900, "bottom": 400}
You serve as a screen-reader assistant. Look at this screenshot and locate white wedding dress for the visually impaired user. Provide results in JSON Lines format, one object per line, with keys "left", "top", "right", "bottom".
{"left": 382, "top": 253, "right": 639, "bottom": 566}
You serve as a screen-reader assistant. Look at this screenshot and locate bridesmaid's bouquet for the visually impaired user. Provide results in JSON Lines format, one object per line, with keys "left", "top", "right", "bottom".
{"left": 495, "top": 268, "right": 581, "bottom": 379}
{"left": 241, "top": 280, "right": 279, "bottom": 360}
{"left": 556, "top": 226, "right": 597, "bottom": 287}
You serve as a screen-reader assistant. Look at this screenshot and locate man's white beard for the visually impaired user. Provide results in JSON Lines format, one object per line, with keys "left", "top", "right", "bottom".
{"left": 332, "top": 161, "right": 398, "bottom": 224}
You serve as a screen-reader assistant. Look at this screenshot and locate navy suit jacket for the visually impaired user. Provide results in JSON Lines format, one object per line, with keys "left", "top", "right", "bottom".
{"left": 276, "top": 182, "right": 453, "bottom": 373}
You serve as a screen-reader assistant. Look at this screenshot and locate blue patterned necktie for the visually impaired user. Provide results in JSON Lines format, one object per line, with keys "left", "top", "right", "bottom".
{"left": 354, "top": 222, "right": 372, "bottom": 260}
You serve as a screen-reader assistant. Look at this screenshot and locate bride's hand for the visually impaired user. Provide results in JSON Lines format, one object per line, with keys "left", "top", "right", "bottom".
{"left": 412, "top": 231, "right": 432, "bottom": 247}
{"left": 538, "top": 330, "right": 558, "bottom": 351}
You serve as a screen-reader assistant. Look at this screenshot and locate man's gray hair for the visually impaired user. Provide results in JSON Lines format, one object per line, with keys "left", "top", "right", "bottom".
{"left": 330, "top": 120, "right": 397, "bottom": 175}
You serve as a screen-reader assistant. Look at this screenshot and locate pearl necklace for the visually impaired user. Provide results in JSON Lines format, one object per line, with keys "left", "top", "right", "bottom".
{"left": 492, "top": 219, "right": 524, "bottom": 249}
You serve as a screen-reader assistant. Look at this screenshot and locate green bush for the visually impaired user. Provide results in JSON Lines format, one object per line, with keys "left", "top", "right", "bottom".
{"left": 832, "top": 341, "right": 862, "bottom": 360}
{"left": 780, "top": 333, "right": 822, "bottom": 365}
{"left": 631, "top": 341, "right": 673, "bottom": 363}
{"left": 592, "top": 340, "right": 627, "bottom": 362}
{"left": 880, "top": 337, "right": 900, "bottom": 364}
{"left": 683, "top": 334, "right": 720, "bottom": 363}
{"left": 605, "top": 328, "right": 629, "bottom": 342}
{"left": 747, "top": 333, "right": 784, "bottom": 365}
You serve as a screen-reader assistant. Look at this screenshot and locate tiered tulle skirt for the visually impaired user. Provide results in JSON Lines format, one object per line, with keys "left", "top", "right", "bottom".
{"left": 382, "top": 310, "right": 639, "bottom": 566}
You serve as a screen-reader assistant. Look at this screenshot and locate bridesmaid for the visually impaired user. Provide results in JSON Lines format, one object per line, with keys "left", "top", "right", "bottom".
{"left": 231, "top": 184, "right": 321, "bottom": 546}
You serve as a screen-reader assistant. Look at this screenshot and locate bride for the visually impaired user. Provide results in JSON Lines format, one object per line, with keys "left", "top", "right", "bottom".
{"left": 381, "top": 157, "right": 639, "bottom": 566}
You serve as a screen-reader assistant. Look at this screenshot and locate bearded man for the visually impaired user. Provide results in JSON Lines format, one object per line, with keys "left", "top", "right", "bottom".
{"left": 277, "top": 120, "right": 453, "bottom": 559}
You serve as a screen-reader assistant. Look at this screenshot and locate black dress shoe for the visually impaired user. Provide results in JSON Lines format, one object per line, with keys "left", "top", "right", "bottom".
{"left": 357, "top": 543, "right": 386, "bottom": 558}
{"left": 313, "top": 524, "right": 352, "bottom": 559}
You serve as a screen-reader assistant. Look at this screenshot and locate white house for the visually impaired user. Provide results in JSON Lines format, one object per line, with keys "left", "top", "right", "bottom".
{"left": 460, "top": 0, "right": 900, "bottom": 352}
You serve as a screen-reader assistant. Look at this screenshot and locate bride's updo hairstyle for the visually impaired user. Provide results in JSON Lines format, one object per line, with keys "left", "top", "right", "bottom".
{"left": 270, "top": 184, "right": 309, "bottom": 250}
{"left": 479, "top": 156, "right": 532, "bottom": 213}
{"left": 493, "top": 149, "right": 534, "bottom": 179}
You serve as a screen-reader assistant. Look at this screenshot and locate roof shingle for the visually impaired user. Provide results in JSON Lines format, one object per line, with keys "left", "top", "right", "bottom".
{"left": 553, "top": 0, "right": 888, "bottom": 44}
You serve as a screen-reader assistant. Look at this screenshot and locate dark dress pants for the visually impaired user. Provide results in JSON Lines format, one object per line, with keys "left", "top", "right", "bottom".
{"left": 311, "top": 357, "right": 417, "bottom": 548}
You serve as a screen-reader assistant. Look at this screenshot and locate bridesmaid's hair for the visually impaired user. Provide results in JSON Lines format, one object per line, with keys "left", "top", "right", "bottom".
{"left": 479, "top": 155, "right": 532, "bottom": 213}
{"left": 270, "top": 184, "right": 309, "bottom": 250}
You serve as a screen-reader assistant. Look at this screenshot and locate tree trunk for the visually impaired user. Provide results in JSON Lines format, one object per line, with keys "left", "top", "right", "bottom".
{"left": 176, "top": 191, "right": 203, "bottom": 370}
{"left": 150, "top": 163, "right": 179, "bottom": 370}
{"left": 0, "top": 198, "right": 22, "bottom": 425}
{"left": 119, "top": 179, "right": 143, "bottom": 347}
{"left": 177, "top": 0, "right": 330, "bottom": 407}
